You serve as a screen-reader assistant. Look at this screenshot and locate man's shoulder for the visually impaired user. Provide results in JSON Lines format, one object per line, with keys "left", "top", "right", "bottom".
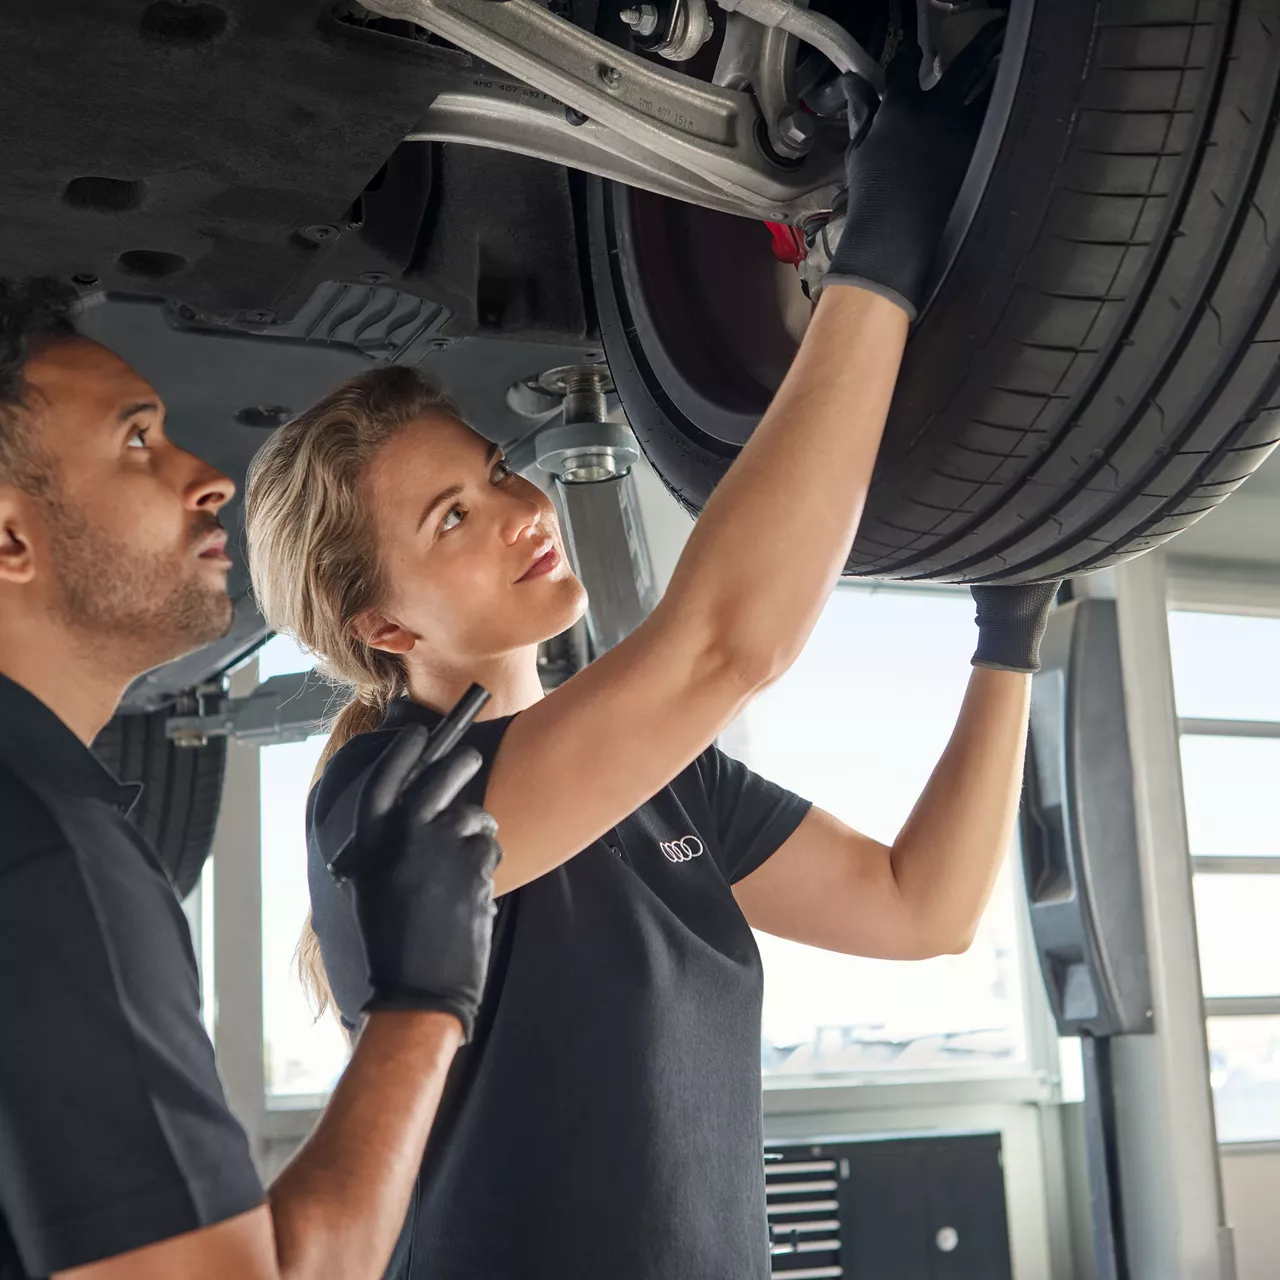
{"left": 0, "top": 760, "right": 69, "bottom": 877}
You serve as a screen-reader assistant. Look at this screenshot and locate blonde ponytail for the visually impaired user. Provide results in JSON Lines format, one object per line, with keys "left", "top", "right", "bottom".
{"left": 243, "top": 366, "right": 460, "bottom": 1020}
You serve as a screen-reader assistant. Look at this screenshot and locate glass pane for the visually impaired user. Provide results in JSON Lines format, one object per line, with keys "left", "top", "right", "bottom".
{"left": 1194, "top": 875, "right": 1280, "bottom": 997}
{"left": 724, "top": 587, "right": 1028, "bottom": 1078}
{"left": 1181, "top": 736, "right": 1280, "bottom": 857}
{"left": 1169, "top": 612, "right": 1280, "bottom": 721}
{"left": 259, "top": 632, "right": 319, "bottom": 680}
{"left": 261, "top": 732, "right": 351, "bottom": 1099}
{"left": 1207, "top": 1017, "right": 1280, "bottom": 1143}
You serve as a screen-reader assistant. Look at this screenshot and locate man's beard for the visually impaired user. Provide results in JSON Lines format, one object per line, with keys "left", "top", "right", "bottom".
{"left": 45, "top": 496, "right": 234, "bottom": 663}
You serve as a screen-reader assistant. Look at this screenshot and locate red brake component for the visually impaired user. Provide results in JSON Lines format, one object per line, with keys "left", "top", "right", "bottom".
{"left": 764, "top": 221, "right": 806, "bottom": 267}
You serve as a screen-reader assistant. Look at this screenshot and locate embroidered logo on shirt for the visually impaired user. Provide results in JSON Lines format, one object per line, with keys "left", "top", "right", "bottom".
{"left": 659, "top": 835, "right": 704, "bottom": 863}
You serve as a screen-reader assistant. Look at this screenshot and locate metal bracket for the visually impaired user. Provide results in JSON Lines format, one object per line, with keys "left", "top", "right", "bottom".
{"left": 378, "top": 0, "right": 847, "bottom": 221}
{"left": 166, "top": 671, "right": 339, "bottom": 748}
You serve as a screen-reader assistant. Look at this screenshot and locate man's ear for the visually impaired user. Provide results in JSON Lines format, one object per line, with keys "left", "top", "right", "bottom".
{"left": 354, "top": 610, "right": 416, "bottom": 655}
{"left": 0, "top": 487, "right": 37, "bottom": 586}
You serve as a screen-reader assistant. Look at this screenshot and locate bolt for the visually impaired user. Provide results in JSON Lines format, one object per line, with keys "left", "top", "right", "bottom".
{"left": 245, "top": 308, "right": 276, "bottom": 324}
{"left": 565, "top": 105, "right": 589, "bottom": 126}
{"left": 563, "top": 369, "right": 610, "bottom": 426}
{"left": 359, "top": 271, "right": 389, "bottom": 285}
{"left": 600, "top": 64, "right": 622, "bottom": 88}
{"left": 620, "top": 3, "right": 658, "bottom": 36}
{"left": 776, "top": 107, "right": 816, "bottom": 154}
{"left": 71, "top": 272, "right": 99, "bottom": 287}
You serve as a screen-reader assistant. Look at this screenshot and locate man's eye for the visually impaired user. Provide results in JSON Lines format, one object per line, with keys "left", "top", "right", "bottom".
{"left": 441, "top": 505, "right": 464, "bottom": 532}
{"left": 126, "top": 427, "right": 149, "bottom": 449}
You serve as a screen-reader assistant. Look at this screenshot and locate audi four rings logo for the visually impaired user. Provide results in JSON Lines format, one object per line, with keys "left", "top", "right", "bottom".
{"left": 660, "top": 835, "right": 705, "bottom": 863}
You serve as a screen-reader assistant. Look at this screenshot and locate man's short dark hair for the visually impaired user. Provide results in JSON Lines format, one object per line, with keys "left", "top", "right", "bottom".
{"left": 0, "top": 277, "right": 81, "bottom": 491}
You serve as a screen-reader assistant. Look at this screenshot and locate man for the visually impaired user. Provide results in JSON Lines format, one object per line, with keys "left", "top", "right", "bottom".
{"left": 0, "top": 277, "right": 500, "bottom": 1280}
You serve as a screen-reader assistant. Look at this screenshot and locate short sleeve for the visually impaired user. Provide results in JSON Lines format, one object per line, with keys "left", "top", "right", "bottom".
{"left": 695, "top": 745, "right": 812, "bottom": 884}
{"left": 0, "top": 804, "right": 262, "bottom": 1275}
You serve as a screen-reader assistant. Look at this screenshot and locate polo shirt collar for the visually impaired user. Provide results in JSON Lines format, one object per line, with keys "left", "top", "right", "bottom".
{"left": 0, "top": 671, "right": 143, "bottom": 816}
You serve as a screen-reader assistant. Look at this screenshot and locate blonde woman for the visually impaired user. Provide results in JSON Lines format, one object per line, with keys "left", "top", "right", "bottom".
{"left": 245, "top": 52, "right": 1054, "bottom": 1280}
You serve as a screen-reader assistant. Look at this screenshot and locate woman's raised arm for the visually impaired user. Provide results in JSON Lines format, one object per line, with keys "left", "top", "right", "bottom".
{"left": 486, "top": 285, "right": 906, "bottom": 892}
{"left": 486, "top": 52, "right": 989, "bottom": 893}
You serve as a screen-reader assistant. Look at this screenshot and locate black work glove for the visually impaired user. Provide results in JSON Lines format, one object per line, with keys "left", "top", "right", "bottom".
{"left": 970, "top": 582, "right": 1062, "bottom": 674}
{"left": 334, "top": 725, "right": 502, "bottom": 1040}
{"left": 825, "top": 29, "right": 998, "bottom": 319}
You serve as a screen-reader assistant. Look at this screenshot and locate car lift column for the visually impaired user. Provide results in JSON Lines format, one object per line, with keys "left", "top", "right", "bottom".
{"left": 1025, "top": 554, "right": 1234, "bottom": 1280}
{"left": 1107, "top": 554, "right": 1234, "bottom": 1280}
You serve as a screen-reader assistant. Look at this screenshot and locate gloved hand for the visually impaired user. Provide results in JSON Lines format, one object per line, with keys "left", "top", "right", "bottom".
{"left": 824, "top": 28, "right": 999, "bottom": 319}
{"left": 334, "top": 725, "right": 502, "bottom": 1040}
{"left": 970, "top": 582, "right": 1063, "bottom": 674}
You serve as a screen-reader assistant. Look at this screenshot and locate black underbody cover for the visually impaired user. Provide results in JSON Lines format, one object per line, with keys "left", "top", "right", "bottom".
{"left": 1, "top": 1, "right": 588, "bottom": 338}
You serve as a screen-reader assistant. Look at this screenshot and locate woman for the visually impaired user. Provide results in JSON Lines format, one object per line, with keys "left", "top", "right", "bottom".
{"left": 245, "top": 46, "right": 1052, "bottom": 1280}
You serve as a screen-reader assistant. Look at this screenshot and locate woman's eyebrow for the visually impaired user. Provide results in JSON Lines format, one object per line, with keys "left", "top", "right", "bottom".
{"left": 417, "top": 483, "right": 463, "bottom": 532}
{"left": 415, "top": 444, "right": 504, "bottom": 531}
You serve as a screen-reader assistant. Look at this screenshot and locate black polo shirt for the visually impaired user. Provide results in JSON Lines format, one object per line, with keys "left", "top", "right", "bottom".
{"left": 0, "top": 673, "right": 263, "bottom": 1279}
{"left": 308, "top": 696, "right": 812, "bottom": 1280}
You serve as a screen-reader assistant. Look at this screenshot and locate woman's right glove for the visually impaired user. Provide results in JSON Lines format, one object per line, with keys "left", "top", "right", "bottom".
{"left": 333, "top": 726, "right": 502, "bottom": 1040}
{"left": 824, "top": 28, "right": 999, "bottom": 319}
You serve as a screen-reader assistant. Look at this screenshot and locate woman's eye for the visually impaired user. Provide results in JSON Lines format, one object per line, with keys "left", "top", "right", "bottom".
{"left": 492, "top": 459, "right": 512, "bottom": 482}
{"left": 126, "top": 427, "right": 149, "bottom": 449}
{"left": 441, "top": 505, "right": 464, "bottom": 532}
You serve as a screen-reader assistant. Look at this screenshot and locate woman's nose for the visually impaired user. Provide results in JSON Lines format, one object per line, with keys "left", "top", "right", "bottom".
{"left": 499, "top": 493, "right": 544, "bottom": 545}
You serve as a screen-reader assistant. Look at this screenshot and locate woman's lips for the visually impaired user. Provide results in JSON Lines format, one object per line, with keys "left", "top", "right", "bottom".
{"left": 518, "top": 546, "right": 560, "bottom": 582}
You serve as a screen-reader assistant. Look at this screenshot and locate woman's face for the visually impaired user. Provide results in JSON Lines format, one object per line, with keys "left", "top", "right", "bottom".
{"left": 362, "top": 413, "right": 587, "bottom": 666}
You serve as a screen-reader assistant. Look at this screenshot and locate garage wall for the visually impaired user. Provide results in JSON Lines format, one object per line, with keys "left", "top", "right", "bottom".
{"left": 1220, "top": 1148, "right": 1280, "bottom": 1278}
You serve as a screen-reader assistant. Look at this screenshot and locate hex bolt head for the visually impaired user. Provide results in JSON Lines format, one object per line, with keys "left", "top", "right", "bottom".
{"left": 599, "top": 64, "right": 622, "bottom": 88}
{"left": 776, "top": 108, "right": 816, "bottom": 154}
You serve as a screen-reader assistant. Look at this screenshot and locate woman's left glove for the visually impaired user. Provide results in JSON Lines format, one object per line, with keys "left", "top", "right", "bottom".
{"left": 970, "top": 582, "right": 1063, "bottom": 674}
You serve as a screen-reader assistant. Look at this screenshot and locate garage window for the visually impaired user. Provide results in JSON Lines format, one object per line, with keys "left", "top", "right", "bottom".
{"left": 257, "top": 636, "right": 349, "bottom": 1102}
{"left": 249, "top": 587, "right": 1035, "bottom": 1120}
{"left": 723, "top": 585, "right": 1028, "bottom": 1081}
{"left": 1170, "top": 610, "right": 1280, "bottom": 1144}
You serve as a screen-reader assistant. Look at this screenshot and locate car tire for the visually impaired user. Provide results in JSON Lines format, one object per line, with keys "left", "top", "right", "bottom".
{"left": 92, "top": 709, "right": 226, "bottom": 900}
{"left": 588, "top": 0, "right": 1280, "bottom": 582}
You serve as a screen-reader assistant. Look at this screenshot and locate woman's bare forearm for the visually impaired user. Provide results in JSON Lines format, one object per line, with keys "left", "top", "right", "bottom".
{"left": 267, "top": 1011, "right": 461, "bottom": 1280}
{"left": 657, "top": 286, "right": 909, "bottom": 681}
{"left": 890, "top": 666, "right": 1032, "bottom": 951}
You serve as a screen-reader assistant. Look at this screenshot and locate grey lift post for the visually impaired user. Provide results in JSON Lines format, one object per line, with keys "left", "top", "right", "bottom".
{"left": 1025, "top": 556, "right": 1234, "bottom": 1280}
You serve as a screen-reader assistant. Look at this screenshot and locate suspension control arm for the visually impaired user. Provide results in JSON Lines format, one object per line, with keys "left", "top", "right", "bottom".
{"left": 363, "top": 0, "right": 844, "bottom": 220}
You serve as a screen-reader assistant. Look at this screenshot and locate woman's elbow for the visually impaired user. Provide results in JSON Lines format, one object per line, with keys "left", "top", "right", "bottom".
{"left": 695, "top": 635, "right": 791, "bottom": 698}
{"left": 901, "top": 915, "right": 979, "bottom": 960}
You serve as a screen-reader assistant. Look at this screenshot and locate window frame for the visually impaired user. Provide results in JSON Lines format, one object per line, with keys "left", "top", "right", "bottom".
{"left": 1168, "top": 558, "right": 1280, "bottom": 1148}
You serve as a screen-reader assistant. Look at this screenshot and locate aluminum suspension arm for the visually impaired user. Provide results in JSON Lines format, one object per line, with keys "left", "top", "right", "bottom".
{"left": 364, "top": 0, "right": 847, "bottom": 221}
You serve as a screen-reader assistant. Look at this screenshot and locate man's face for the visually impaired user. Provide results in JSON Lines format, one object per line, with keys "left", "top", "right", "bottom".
{"left": 8, "top": 338, "right": 236, "bottom": 665}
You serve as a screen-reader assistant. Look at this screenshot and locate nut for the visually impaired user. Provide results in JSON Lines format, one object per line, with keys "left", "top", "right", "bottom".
{"left": 776, "top": 108, "right": 816, "bottom": 155}
{"left": 620, "top": 3, "right": 658, "bottom": 36}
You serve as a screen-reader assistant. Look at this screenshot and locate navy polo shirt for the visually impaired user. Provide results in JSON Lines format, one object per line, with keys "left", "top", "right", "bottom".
{"left": 307, "top": 694, "right": 812, "bottom": 1280}
{"left": 0, "top": 673, "right": 262, "bottom": 1279}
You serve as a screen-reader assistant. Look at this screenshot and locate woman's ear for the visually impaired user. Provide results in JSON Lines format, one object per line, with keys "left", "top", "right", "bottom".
{"left": 353, "top": 610, "right": 416, "bottom": 655}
